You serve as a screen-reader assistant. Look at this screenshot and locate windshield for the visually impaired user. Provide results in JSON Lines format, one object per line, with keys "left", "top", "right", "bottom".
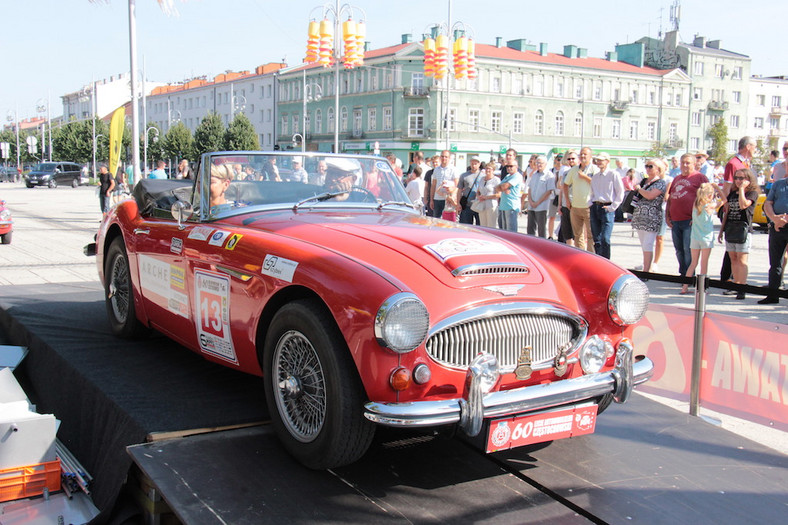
{"left": 192, "top": 152, "right": 413, "bottom": 220}
{"left": 33, "top": 163, "right": 58, "bottom": 173}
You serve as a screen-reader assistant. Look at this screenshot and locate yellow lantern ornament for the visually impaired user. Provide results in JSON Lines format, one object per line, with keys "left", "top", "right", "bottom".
{"left": 423, "top": 37, "right": 436, "bottom": 78}
{"left": 305, "top": 20, "right": 319, "bottom": 63}
{"left": 434, "top": 34, "right": 448, "bottom": 80}
{"left": 353, "top": 20, "right": 366, "bottom": 67}
{"left": 318, "top": 19, "right": 334, "bottom": 67}
{"left": 342, "top": 19, "right": 357, "bottom": 69}
{"left": 467, "top": 38, "right": 477, "bottom": 80}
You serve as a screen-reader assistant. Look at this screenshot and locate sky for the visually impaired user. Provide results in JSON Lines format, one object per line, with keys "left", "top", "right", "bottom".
{"left": 1, "top": 0, "right": 786, "bottom": 123}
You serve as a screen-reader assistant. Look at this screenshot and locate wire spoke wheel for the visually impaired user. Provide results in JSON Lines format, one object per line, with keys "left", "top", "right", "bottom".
{"left": 273, "top": 330, "right": 326, "bottom": 442}
{"left": 109, "top": 251, "right": 131, "bottom": 324}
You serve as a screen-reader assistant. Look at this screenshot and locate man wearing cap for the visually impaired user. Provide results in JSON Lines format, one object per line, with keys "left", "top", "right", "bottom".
{"left": 589, "top": 152, "right": 625, "bottom": 259}
{"left": 458, "top": 156, "right": 483, "bottom": 224}
{"left": 695, "top": 150, "right": 712, "bottom": 178}
{"left": 563, "top": 146, "right": 598, "bottom": 252}
{"left": 290, "top": 157, "right": 309, "bottom": 183}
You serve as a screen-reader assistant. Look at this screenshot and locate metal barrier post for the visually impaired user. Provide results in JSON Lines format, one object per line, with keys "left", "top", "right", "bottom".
{"left": 689, "top": 274, "right": 707, "bottom": 416}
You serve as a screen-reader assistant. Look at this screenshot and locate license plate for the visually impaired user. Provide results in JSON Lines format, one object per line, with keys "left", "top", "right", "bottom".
{"left": 486, "top": 404, "right": 599, "bottom": 453}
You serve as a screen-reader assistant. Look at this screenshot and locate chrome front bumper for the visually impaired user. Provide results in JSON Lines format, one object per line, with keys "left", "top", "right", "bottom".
{"left": 364, "top": 343, "right": 654, "bottom": 437}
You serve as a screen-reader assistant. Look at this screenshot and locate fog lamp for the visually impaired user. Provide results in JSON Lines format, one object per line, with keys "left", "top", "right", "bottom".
{"left": 579, "top": 335, "right": 612, "bottom": 374}
{"left": 390, "top": 367, "right": 412, "bottom": 391}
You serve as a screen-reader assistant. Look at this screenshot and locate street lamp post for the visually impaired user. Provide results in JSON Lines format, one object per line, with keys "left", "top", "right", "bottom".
{"left": 292, "top": 133, "right": 305, "bottom": 153}
{"left": 578, "top": 98, "right": 586, "bottom": 149}
{"left": 93, "top": 133, "right": 105, "bottom": 183}
{"left": 144, "top": 126, "right": 159, "bottom": 176}
{"left": 35, "top": 99, "right": 50, "bottom": 162}
{"left": 306, "top": 1, "right": 366, "bottom": 153}
{"left": 6, "top": 109, "right": 20, "bottom": 175}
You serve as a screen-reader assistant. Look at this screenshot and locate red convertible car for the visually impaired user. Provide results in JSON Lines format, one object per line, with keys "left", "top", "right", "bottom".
{"left": 87, "top": 152, "right": 653, "bottom": 469}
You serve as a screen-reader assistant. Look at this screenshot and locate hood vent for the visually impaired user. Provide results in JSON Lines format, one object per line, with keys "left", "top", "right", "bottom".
{"left": 452, "top": 263, "right": 530, "bottom": 277}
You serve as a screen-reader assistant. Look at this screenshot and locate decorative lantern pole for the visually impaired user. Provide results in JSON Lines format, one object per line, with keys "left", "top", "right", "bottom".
{"left": 304, "top": 1, "right": 366, "bottom": 153}
{"left": 422, "top": 1, "right": 476, "bottom": 150}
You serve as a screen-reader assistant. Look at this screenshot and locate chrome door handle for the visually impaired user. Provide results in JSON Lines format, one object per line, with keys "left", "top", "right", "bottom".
{"left": 133, "top": 228, "right": 150, "bottom": 235}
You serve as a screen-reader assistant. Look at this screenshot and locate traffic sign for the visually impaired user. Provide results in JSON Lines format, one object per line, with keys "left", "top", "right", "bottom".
{"left": 0, "top": 142, "right": 9, "bottom": 159}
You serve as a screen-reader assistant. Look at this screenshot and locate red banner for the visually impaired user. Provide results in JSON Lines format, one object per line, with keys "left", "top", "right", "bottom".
{"left": 634, "top": 304, "right": 788, "bottom": 432}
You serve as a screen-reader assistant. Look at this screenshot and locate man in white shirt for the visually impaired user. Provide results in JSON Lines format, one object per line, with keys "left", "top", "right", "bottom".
{"left": 430, "top": 150, "right": 459, "bottom": 218}
{"left": 589, "top": 152, "right": 625, "bottom": 259}
{"left": 526, "top": 155, "right": 556, "bottom": 238}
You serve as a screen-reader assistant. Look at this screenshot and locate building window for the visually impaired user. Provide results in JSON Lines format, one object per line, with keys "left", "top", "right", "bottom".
{"left": 733, "top": 91, "right": 741, "bottom": 104}
{"left": 629, "top": 120, "right": 639, "bottom": 140}
{"left": 412, "top": 72, "right": 424, "bottom": 92}
{"left": 534, "top": 77, "right": 544, "bottom": 96}
{"left": 675, "top": 93, "right": 682, "bottom": 106}
{"left": 513, "top": 112, "right": 523, "bottom": 134}
{"left": 593, "top": 118, "right": 602, "bottom": 138}
{"left": 669, "top": 123, "right": 678, "bottom": 142}
{"left": 305, "top": 112, "right": 311, "bottom": 134}
{"left": 694, "top": 61, "right": 704, "bottom": 75}
{"left": 647, "top": 121, "right": 656, "bottom": 140}
{"left": 315, "top": 109, "right": 322, "bottom": 133}
{"left": 692, "top": 112, "right": 701, "bottom": 126}
{"left": 631, "top": 89, "right": 638, "bottom": 104}
{"left": 555, "top": 111, "right": 564, "bottom": 136}
{"left": 371, "top": 73, "right": 378, "bottom": 91}
{"left": 770, "top": 117, "right": 780, "bottom": 130}
{"left": 292, "top": 115, "right": 299, "bottom": 133}
{"left": 353, "top": 109, "right": 362, "bottom": 135}
{"left": 773, "top": 96, "right": 782, "bottom": 108}
{"left": 648, "top": 90, "right": 656, "bottom": 105}
{"left": 367, "top": 107, "right": 376, "bottom": 132}
{"left": 593, "top": 82, "right": 602, "bottom": 100}
{"left": 693, "top": 88, "right": 702, "bottom": 100}
{"left": 715, "top": 64, "right": 724, "bottom": 78}
{"left": 408, "top": 108, "right": 424, "bottom": 137}
{"left": 491, "top": 111, "right": 502, "bottom": 133}
{"left": 612, "top": 119, "right": 621, "bottom": 139}
{"left": 383, "top": 106, "right": 392, "bottom": 131}
{"left": 575, "top": 82, "right": 583, "bottom": 99}
{"left": 340, "top": 106, "right": 348, "bottom": 132}
{"left": 574, "top": 113, "right": 583, "bottom": 136}
{"left": 556, "top": 78, "right": 564, "bottom": 98}
{"left": 513, "top": 77, "right": 523, "bottom": 95}
{"left": 281, "top": 115, "right": 288, "bottom": 135}
{"left": 534, "top": 110, "right": 544, "bottom": 135}
{"left": 690, "top": 137, "right": 700, "bottom": 150}
{"left": 757, "top": 95, "right": 766, "bottom": 106}
{"left": 490, "top": 76, "right": 501, "bottom": 93}
{"left": 447, "top": 108, "right": 456, "bottom": 131}
{"left": 327, "top": 107, "right": 334, "bottom": 132}
{"left": 730, "top": 115, "right": 740, "bottom": 128}
{"left": 469, "top": 109, "right": 480, "bottom": 131}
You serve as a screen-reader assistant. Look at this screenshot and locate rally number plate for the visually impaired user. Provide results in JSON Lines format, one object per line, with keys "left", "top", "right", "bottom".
{"left": 486, "top": 404, "right": 599, "bottom": 453}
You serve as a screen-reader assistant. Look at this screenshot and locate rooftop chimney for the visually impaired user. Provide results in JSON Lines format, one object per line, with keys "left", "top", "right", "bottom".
{"left": 693, "top": 35, "right": 706, "bottom": 48}
{"left": 539, "top": 42, "right": 548, "bottom": 56}
{"left": 496, "top": 37, "right": 503, "bottom": 48}
{"left": 401, "top": 34, "right": 412, "bottom": 44}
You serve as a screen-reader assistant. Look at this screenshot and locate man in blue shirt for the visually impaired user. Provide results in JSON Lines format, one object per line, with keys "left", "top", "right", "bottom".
{"left": 149, "top": 160, "right": 168, "bottom": 179}
{"left": 759, "top": 177, "right": 788, "bottom": 304}
{"left": 496, "top": 155, "right": 524, "bottom": 232}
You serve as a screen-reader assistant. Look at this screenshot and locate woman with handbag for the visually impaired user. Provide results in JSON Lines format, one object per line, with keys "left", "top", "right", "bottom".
{"left": 717, "top": 168, "right": 760, "bottom": 300}
{"left": 631, "top": 159, "right": 668, "bottom": 273}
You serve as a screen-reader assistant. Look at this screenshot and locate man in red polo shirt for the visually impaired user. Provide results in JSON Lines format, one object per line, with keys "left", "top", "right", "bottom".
{"left": 666, "top": 152, "right": 709, "bottom": 277}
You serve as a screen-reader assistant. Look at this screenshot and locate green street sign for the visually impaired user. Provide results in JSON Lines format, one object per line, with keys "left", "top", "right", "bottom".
{"left": 450, "top": 144, "right": 458, "bottom": 152}
{"left": 499, "top": 145, "right": 507, "bottom": 154}
{"left": 410, "top": 142, "right": 420, "bottom": 151}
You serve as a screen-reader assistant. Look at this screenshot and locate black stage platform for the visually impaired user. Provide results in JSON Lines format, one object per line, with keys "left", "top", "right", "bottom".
{"left": 1, "top": 283, "right": 787, "bottom": 524}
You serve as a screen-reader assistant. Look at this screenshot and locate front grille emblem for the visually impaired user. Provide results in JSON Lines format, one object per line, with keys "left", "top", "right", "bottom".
{"left": 554, "top": 344, "right": 570, "bottom": 377}
{"left": 514, "top": 346, "right": 533, "bottom": 380}
{"left": 483, "top": 284, "right": 525, "bottom": 296}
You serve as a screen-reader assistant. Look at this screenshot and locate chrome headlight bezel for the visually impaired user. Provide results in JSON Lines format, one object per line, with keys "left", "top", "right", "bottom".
{"left": 608, "top": 275, "right": 650, "bottom": 326}
{"left": 374, "top": 292, "right": 429, "bottom": 353}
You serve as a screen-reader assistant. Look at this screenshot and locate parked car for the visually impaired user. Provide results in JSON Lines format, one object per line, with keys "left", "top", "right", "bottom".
{"left": 25, "top": 161, "right": 84, "bottom": 188}
{"left": 0, "top": 199, "right": 12, "bottom": 244}
{"left": 753, "top": 193, "right": 769, "bottom": 229}
{"left": 85, "top": 151, "right": 653, "bottom": 469}
{"left": 0, "top": 166, "right": 18, "bottom": 183}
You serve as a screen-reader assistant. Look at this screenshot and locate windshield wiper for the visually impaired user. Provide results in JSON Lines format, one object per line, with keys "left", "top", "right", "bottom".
{"left": 292, "top": 191, "right": 349, "bottom": 211}
{"left": 377, "top": 201, "right": 416, "bottom": 211}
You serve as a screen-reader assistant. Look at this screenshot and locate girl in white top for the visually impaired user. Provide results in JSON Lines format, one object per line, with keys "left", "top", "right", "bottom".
{"left": 405, "top": 166, "right": 426, "bottom": 214}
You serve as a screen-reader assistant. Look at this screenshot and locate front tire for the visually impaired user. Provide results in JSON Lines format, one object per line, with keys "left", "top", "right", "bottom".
{"left": 49, "top": 179, "right": 57, "bottom": 189}
{"left": 104, "top": 237, "right": 147, "bottom": 338}
{"left": 0, "top": 232, "right": 11, "bottom": 244}
{"left": 71, "top": 178, "right": 79, "bottom": 188}
{"left": 263, "top": 299, "right": 375, "bottom": 469}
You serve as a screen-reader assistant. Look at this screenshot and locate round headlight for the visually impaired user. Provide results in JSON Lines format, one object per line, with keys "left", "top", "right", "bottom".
{"left": 374, "top": 293, "right": 429, "bottom": 353}
{"left": 579, "top": 335, "right": 612, "bottom": 374}
{"left": 608, "top": 275, "right": 649, "bottom": 326}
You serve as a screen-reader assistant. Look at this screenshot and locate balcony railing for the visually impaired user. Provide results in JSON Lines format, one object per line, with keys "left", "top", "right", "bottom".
{"left": 770, "top": 106, "right": 786, "bottom": 116}
{"left": 666, "top": 138, "right": 684, "bottom": 149}
{"left": 403, "top": 86, "right": 429, "bottom": 98}
{"left": 707, "top": 100, "right": 729, "bottom": 111}
{"left": 609, "top": 100, "right": 629, "bottom": 112}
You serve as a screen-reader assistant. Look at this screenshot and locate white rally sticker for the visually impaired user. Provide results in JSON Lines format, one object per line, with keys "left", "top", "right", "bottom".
{"left": 194, "top": 269, "right": 237, "bottom": 364}
{"left": 170, "top": 237, "right": 183, "bottom": 255}
{"left": 188, "top": 226, "right": 214, "bottom": 241}
{"left": 261, "top": 254, "right": 298, "bottom": 283}
{"left": 425, "top": 238, "right": 516, "bottom": 261}
{"left": 208, "top": 230, "right": 231, "bottom": 247}
{"left": 138, "top": 255, "right": 190, "bottom": 318}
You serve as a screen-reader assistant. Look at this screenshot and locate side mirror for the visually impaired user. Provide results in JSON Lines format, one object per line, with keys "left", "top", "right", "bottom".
{"left": 171, "top": 200, "right": 193, "bottom": 228}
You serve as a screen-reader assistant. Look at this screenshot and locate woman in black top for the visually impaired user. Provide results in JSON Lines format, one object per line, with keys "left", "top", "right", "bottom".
{"left": 718, "top": 168, "right": 760, "bottom": 300}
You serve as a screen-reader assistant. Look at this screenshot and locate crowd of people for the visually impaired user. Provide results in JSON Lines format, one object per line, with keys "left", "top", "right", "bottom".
{"left": 401, "top": 136, "right": 788, "bottom": 305}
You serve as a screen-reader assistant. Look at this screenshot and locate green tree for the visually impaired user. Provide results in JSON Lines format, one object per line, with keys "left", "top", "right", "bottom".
{"left": 162, "top": 121, "right": 194, "bottom": 163}
{"left": 644, "top": 140, "right": 670, "bottom": 159}
{"left": 193, "top": 112, "right": 225, "bottom": 157}
{"left": 223, "top": 113, "right": 259, "bottom": 151}
{"left": 707, "top": 118, "right": 729, "bottom": 168}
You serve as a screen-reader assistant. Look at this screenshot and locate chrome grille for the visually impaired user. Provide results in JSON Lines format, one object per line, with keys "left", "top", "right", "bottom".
{"left": 452, "top": 263, "right": 530, "bottom": 277}
{"left": 426, "top": 306, "right": 584, "bottom": 372}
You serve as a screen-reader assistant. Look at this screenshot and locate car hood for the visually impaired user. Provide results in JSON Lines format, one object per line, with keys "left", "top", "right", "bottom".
{"left": 244, "top": 210, "right": 546, "bottom": 289}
